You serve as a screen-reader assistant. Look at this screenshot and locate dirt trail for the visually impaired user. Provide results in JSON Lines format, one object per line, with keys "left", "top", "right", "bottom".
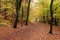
{"left": 0, "top": 23, "right": 60, "bottom": 40}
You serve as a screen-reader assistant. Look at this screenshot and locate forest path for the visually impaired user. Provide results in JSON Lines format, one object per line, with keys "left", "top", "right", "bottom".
{"left": 0, "top": 23, "right": 60, "bottom": 40}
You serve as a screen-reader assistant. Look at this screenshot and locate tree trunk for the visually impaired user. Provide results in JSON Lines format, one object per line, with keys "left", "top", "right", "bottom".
{"left": 43, "top": 16, "right": 46, "bottom": 23}
{"left": 21, "top": 7, "right": 24, "bottom": 22}
{"left": 25, "top": 0, "right": 31, "bottom": 25}
{"left": 54, "top": 18, "right": 58, "bottom": 26}
{"left": 4, "top": 12, "right": 7, "bottom": 19}
{"left": 49, "top": 0, "right": 54, "bottom": 34}
{"left": 13, "top": 0, "right": 22, "bottom": 28}
{"left": 21, "top": 7, "right": 24, "bottom": 26}
{"left": 54, "top": 6, "right": 58, "bottom": 26}
{"left": 4, "top": 8, "right": 8, "bottom": 19}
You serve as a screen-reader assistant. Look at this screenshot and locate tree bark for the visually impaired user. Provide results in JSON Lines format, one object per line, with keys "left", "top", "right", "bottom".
{"left": 4, "top": 9, "right": 7, "bottom": 19}
{"left": 13, "top": 0, "right": 22, "bottom": 28}
{"left": 43, "top": 16, "right": 46, "bottom": 23}
{"left": 54, "top": 18, "right": 58, "bottom": 26}
{"left": 21, "top": 7, "right": 24, "bottom": 22}
{"left": 25, "top": 0, "right": 31, "bottom": 25}
{"left": 21, "top": 7, "right": 24, "bottom": 26}
{"left": 4, "top": 12, "right": 7, "bottom": 19}
{"left": 49, "top": 0, "right": 54, "bottom": 34}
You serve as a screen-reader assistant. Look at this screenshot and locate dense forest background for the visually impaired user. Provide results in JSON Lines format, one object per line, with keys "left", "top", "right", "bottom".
{"left": 0, "top": 0, "right": 60, "bottom": 26}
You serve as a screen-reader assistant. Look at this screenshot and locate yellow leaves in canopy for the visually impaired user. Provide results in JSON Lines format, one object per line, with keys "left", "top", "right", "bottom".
{"left": 29, "top": 0, "right": 45, "bottom": 22}
{"left": 6, "top": 3, "right": 12, "bottom": 8}
{"left": 29, "top": 8, "right": 42, "bottom": 22}
{"left": 22, "top": 0, "right": 28, "bottom": 7}
{"left": 1, "top": 0, "right": 5, "bottom": 1}
{"left": 1, "top": 2, "right": 13, "bottom": 9}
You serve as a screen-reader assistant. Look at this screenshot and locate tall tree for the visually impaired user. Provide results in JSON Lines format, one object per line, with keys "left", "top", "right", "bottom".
{"left": 4, "top": 8, "right": 7, "bottom": 19}
{"left": 54, "top": 6, "right": 58, "bottom": 26}
{"left": 49, "top": 0, "right": 54, "bottom": 34}
{"left": 21, "top": 6, "right": 24, "bottom": 26}
{"left": 21, "top": 7, "right": 24, "bottom": 22}
{"left": 13, "top": 0, "right": 22, "bottom": 28}
{"left": 25, "top": 0, "right": 31, "bottom": 25}
{"left": 0, "top": 0, "right": 1, "bottom": 12}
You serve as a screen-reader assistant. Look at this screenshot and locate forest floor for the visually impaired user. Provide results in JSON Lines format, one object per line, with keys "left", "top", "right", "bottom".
{"left": 0, "top": 22, "right": 60, "bottom": 40}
